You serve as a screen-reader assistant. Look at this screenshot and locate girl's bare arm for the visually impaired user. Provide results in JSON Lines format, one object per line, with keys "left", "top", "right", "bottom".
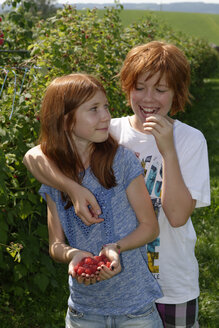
{"left": 111, "top": 174, "right": 159, "bottom": 253}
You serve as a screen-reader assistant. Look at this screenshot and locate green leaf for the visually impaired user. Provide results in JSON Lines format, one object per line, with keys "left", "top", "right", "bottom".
{"left": 34, "top": 273, "right": 49, "bottom": 292}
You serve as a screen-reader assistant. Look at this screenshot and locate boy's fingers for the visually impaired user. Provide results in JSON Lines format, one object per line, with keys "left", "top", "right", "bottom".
{"left": 82, "top": 212, "right": 104, "bottom": 226}
{"left": 75, "top": 206, "right": 104, "bottom": 226}
{"left": 88, "top": 197, "right": 102, "bottom": 217}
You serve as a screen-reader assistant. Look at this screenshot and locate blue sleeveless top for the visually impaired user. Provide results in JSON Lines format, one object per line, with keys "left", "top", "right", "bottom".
{"left": 39, "top": 146, "right": 162, "bottom": 315}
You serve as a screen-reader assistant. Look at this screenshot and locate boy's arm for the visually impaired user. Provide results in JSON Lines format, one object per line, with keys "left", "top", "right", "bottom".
{"left": 144, "top": 115, "right": 196, "bottom": 227}
{"left": 23, "top": 145, "right": 103, "bottom": 225}
{"left": 109, "top": 174, "right": 159, "bottom": 253}
{"left": 161, "top": 148, "right": 196, "bottom": 226}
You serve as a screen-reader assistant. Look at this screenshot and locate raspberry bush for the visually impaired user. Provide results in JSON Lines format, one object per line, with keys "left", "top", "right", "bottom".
{"left": 0, "top": 2, "right": 218, "bottom": 327}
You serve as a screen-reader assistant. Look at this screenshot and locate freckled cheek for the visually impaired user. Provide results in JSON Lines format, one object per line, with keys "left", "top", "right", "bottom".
{"left": 130, "top": 91, "right": 140, "bottom": 106}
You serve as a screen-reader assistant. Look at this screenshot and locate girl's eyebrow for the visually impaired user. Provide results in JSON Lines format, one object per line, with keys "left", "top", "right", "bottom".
{"left": 89, "top": 101, "right": 109, "bottom": 106}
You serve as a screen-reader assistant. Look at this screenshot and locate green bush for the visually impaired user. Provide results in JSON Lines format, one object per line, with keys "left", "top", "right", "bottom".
{"left": 0, "top": 3, "right": 218, "bottom": 326}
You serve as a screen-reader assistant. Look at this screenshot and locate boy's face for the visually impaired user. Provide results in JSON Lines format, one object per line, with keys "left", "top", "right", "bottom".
{"left": 129, "top": 71, "right": 174, "bottom": 133}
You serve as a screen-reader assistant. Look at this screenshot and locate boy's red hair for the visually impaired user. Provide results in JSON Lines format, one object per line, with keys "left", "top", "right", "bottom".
{"left": 120, "top": 41, "right": 191, "bottom": 115}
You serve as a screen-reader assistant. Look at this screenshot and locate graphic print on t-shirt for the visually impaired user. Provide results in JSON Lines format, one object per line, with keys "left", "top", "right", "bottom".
{"left": 141, "top": 155, "right": 162, "bottom": 279}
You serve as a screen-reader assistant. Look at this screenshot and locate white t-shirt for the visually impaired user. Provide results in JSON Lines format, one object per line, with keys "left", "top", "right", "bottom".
{"left": 110, "top": 116, "right": 210, "bottom": 304}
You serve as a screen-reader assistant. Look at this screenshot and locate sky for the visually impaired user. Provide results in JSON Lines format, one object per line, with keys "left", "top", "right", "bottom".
{"left": 0, "top": 0, "right": 219, "bottom": 4}
{"left": 56, "top": 0, "right": 219, "bottom": 4}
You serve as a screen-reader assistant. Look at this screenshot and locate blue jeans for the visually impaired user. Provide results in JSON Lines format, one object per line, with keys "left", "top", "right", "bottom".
{"left": 65, "top": 301, "right": 164, "bottom": 328}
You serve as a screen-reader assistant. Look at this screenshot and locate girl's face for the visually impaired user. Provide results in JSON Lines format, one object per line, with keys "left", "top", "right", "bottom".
{"left": 130, "top": 71, "right": 174, "bottom": 133}
{"left": 70, "top": 90, "right": 111, "bottom": 149}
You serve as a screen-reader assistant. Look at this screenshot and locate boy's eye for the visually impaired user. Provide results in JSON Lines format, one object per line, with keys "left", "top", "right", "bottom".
{"left": 135, "top": 86, "right": 144, "bottom": 91}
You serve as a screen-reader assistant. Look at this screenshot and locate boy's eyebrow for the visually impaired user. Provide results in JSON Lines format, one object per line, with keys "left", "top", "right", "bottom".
{"left": 136, "top": 81, "right": 168, "bottom": 87}
{"left": 156, "top": 83, "right": 168, "bottom": 87}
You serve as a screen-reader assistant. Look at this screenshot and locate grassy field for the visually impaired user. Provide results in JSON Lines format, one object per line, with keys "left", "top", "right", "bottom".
{"left": 175, "top": 69, "right": 219, "bottom": 327}
{"left": 119, "top": 10, "right": 219, "bottom": 45}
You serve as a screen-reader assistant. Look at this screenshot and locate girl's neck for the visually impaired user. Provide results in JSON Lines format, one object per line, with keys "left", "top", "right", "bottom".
{"left": 66, "top": 131, "right": 92, "bottom": 169}
{"left": 75, "top": 142, "right": 92, "bottom": 169}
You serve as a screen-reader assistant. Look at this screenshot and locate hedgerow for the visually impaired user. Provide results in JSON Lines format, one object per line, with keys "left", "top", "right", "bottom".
{"left": 0, "top": 3, "right": 218, "bottom": 326}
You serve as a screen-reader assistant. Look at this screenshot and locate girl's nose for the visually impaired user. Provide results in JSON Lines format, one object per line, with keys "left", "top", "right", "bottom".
{"left": 101, "top": 108, "right": 111, "bottom": 121}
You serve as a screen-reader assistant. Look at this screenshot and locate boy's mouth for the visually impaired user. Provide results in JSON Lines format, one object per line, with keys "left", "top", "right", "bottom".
{"left": 140, "top": 106, "right": 158, "bottom": 115}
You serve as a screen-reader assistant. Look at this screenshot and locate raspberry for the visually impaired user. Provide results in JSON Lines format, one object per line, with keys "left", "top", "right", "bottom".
{"left": 90, "top": 264, "right": 98, "bottom": 274}
{"left": 75, "top": 256, "right": 111, "bottom": 276}
{"left": 94, "top": 256, "right": 102, "bottom": 262}
{"left": 74, "top": 263, "right": 80, "bottom": 273}
{"left": 84, "top": 257, "right": 97, "bottom": 265}
{"left": 84, "top": 267, "right": 92, "bottom": 275}
{"left": 77, "top": 266, "right": 86, "bottom": 275}
{"left": 100, "top": 255, "right": 109, "bottom": 263}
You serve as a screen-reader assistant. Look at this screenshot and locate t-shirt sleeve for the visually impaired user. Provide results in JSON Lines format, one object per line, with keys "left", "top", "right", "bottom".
{"left": 115, "top": 147, "right": 144, "bottom": 190}
{"left": 39, "top": 184, "right": 60, "bottom": 204}
{"left": 178, "top": 134, "right": 210, "bottom": 208}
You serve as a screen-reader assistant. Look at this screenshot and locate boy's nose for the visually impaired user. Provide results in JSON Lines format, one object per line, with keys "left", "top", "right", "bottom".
{"left": 143, "top": 89, "right": 154, "bottom": 100}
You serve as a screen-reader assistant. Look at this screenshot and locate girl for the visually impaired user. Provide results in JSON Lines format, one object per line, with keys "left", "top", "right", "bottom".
{"left": 24, "top": 42, "right": 210, "bottom": 327}
{"left": 37, "top": 73, "right": 163, "bottom": 327}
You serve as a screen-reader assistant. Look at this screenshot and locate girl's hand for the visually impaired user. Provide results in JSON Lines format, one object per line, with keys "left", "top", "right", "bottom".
{"left": 68, "top": 250, "right": 98, "bottom": 286}
{"left": 143, "top": 114, "right": 175, "bottom": 157}
{"left": 97, "top": 244, "right": 122, "bottom": 281}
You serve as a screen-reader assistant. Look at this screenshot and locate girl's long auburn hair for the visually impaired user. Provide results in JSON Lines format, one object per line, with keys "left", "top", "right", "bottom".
{"left": 119, "top": 41, "right": 192, "bottom": 115}
{"left": 39, "top": 73, "right": 118, "bottom": 208}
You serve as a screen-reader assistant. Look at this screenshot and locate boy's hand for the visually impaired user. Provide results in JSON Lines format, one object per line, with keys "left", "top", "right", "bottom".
{"left": 143, "top": 114, "right": 175, "bottom": 156}
{"left": 67, "top": 184, "right": 104, "bottom": 226}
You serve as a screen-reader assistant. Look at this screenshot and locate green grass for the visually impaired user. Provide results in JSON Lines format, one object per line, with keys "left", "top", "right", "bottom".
{"left": 119, "top": 10, "right": 219, "bottom": 45}
{"left": 176, "top": 70, "right": 219, "bottom": 327}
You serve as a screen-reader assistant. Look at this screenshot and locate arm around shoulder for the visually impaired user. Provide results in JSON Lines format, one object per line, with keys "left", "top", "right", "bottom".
{"left": 23, "top": 145, "right": 66, "bottom": 187}
{"left": 23, "top": 145, "right": 103, "bottom": 225}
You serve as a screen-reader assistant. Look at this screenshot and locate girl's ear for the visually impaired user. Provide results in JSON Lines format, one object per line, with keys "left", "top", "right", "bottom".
{"left": 64, "top": 113, "right": 68, "bottom": 131}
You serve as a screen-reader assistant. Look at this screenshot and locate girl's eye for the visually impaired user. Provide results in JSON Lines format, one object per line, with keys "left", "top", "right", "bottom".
{"left": 90, "top": 108, "right": 97, "bottom": 112}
